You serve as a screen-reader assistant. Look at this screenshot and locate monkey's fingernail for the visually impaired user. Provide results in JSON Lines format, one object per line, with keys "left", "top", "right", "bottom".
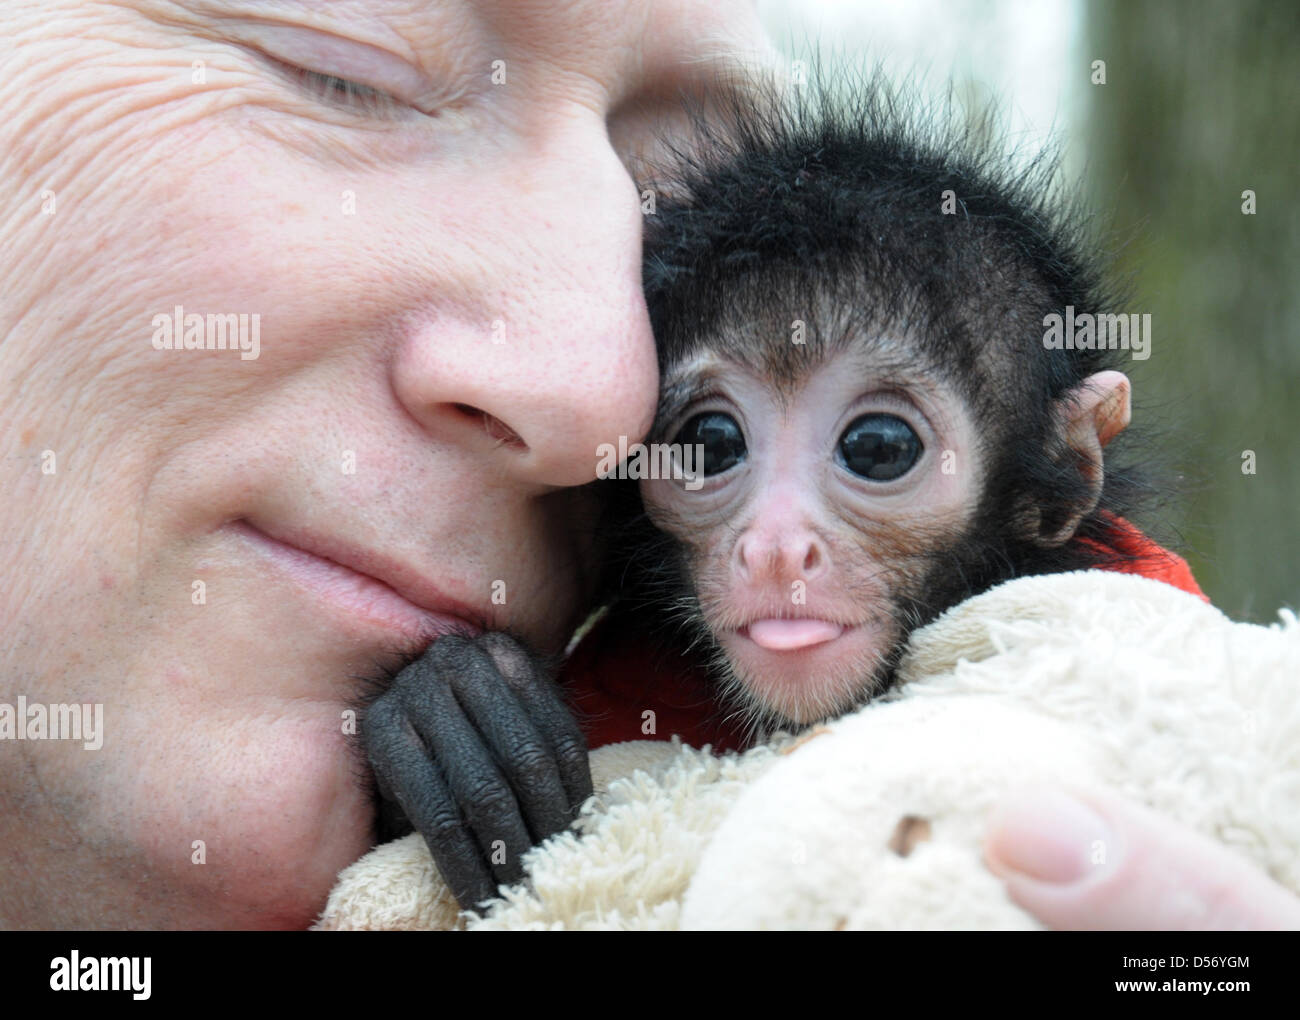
{"left": 985, "top": 790, "right": 1115, "bottom": 884}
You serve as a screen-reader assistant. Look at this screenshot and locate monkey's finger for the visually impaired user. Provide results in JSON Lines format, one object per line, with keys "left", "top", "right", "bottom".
{"left": 985, "top": 786, "right": 1300, "bottom": 930}
{"left": 428, "top": 635, "right": 575, "bottom": 845}
{"left": 477, "top": 631, "right": 594, "bottom": 816}
{"left": 361, "top": 692, "right": 497, "bottom": 909}
{"left": 395, "top": 643, "right": 534, "bottom": 895}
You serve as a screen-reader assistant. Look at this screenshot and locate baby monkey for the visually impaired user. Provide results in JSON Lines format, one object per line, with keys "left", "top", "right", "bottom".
{"left": 631, "top": 77, "right": 1147, "bottom": 733}
{"left": 363, "top": 73, "right": 1156, "bottom": 907}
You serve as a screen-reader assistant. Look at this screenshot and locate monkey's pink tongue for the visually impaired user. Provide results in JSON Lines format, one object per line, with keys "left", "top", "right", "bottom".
{"left": 746, "top": 619, "right": 844, "bottom": 650}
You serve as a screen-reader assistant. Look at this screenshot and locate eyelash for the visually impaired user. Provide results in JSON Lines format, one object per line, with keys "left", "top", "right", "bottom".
{"left": 657, "top": 397, "right": 732, "bottom": 445}
{"left": 286, "top": 64, "right": 400, "bottom": 117}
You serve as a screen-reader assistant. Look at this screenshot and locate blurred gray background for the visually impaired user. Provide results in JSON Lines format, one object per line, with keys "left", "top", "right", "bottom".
{"left": 758, "top": 0, "right": 1299, "bottom": 620}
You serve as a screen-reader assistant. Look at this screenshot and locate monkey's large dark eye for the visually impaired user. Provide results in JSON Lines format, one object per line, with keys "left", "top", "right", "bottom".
{"left": 838, "top": 414, "right": 923, "bottom": 481}
{"left": 673, "top": 412, "right": 747, "bottom": 476}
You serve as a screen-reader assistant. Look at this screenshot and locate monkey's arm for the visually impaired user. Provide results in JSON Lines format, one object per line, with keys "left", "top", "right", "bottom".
{"left": 361, "top": 632, "right": 593, "bottom": 910}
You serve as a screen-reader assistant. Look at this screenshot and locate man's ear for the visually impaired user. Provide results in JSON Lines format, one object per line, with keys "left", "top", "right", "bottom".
{"left": 1032, "top": 370, "right": 1132, "bottom": 547}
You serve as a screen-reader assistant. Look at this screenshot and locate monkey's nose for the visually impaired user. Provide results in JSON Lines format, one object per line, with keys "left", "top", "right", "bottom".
{"left": 734, "top": 528, "right": 829, "bottom": 583}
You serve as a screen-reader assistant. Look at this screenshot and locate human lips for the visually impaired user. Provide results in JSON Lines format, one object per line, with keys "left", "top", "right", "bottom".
{"left": 230, "top": 518, "right": 485, "bottom": 647}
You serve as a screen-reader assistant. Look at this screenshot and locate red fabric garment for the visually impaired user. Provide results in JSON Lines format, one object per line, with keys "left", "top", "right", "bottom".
{"left": 562, "top": 620, "right": 746, "bottom": 753}
{"left": 559, "top": 522, "right": 1207, "bottom": 752}
{"left": 1080, "top": 518, "right": 1208, "bottom": 603}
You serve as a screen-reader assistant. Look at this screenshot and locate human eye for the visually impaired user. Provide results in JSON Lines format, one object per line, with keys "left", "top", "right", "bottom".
{"left": 238, "top": 21, "right": 435, "bottom": 119}
{"left": 277, "top": 62, "right": 399, "bottom": 115}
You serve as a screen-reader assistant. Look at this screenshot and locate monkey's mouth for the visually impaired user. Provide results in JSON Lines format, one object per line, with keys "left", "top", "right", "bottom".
{"left": 719, "top": 618, "right": 894, "bottom": 725}
{"left": 739, "top": 618, "right": 844, "bottom": 651}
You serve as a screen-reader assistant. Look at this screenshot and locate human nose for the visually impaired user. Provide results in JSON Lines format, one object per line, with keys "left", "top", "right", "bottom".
{"left": 390, "top": 119, "right": 659, "bottom": 489}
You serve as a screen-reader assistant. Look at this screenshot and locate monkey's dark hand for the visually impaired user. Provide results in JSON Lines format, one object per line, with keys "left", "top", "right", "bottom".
{"left": 362, "top": 632, "right": 593, "bottom": 910}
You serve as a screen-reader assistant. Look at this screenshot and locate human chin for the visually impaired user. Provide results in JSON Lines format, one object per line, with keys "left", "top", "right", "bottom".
{"left": 101, "top": 692, "right": 377, "bottom": 928}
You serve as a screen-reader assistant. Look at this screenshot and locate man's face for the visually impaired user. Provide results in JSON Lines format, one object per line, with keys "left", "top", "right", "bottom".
{"left": 0, "top": 0, "right": 769, "bottom": 927}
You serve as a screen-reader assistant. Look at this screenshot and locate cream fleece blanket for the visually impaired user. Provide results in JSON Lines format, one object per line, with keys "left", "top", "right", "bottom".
{"left": 314, "top": 570, "right": 1300, "bottom": 930}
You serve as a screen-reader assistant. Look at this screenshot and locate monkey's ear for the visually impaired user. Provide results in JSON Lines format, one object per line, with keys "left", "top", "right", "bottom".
{"left": 1032, "top": 370, "right": 1132, "bottom": 547}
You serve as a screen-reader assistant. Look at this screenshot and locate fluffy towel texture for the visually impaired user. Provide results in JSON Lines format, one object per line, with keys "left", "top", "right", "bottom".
{"left": 314, "top": 570, "right": 1300, "bottom": 930}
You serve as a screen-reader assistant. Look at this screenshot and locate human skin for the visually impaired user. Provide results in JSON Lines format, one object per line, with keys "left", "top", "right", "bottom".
{"left": 0, "top": 0, "right": 770, "bottom": 929}
{"left": 1, "top": 0, "right": 1291, "bottom": 932}
{"left": 986, "top": 788, "right": 1300, "bottom": 929}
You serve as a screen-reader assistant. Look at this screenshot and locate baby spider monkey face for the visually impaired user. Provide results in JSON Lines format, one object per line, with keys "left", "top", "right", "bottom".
{"left": 640, "top": 342, "right": 985, "bottom": 727}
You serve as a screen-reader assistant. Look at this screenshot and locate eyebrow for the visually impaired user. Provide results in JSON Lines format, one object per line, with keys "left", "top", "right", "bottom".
{"left": 653, "top": 358, "right": 728, "bottom": 435}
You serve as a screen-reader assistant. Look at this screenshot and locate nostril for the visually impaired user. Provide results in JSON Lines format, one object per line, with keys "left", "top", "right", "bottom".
{"left": 452, "top": 403, "right": 526, "bottom": 449}
{"left": 482, "top": 414, "right": 525, "bottom": 447}
{"left": 801, "top": 537, "right": 829, "bottom": 575}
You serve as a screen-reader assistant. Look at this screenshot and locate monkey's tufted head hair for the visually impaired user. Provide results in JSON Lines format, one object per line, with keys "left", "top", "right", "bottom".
{"left": 639, "top": 64, "right": 1163, "bottom": 584}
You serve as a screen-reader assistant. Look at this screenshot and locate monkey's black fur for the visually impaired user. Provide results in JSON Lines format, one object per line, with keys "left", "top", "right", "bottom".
{"left": 612, "top": 68, "right": 1167, "bottom": 721}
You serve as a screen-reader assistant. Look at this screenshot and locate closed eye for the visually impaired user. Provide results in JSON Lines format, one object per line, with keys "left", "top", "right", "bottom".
{"left": 239, "top": 22, "right": 439, "bottom": 120}
{"left": 271, "top": 59, "right": 403, "bottom": 118}
{"left": 300, "top": 69, "right": 392, "bottom": 106}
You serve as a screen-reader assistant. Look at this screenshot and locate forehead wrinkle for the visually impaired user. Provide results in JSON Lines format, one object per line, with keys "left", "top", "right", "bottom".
{"left": 170, "top": 0, "right": 488, "bottom": 74}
